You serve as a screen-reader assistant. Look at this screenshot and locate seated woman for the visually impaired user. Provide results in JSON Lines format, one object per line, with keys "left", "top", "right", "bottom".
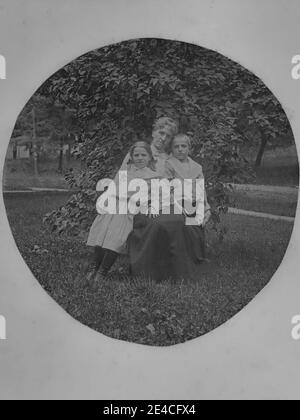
{"left": 127, "top": 133, "right": 211, "bottom": 281}
{"left": 120, "top": 116, "right": 179, "bottom": 174}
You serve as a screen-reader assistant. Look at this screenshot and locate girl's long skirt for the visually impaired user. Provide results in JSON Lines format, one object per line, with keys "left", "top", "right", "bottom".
{"left": 86, "top": 213, "right": 133, "bottom": 254}
{"left": 127, "top": 213, "right": 206, "bottom": 281}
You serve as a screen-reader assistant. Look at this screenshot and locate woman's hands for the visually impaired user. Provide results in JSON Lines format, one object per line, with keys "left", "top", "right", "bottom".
{"left": 147, "top": 205, "right": 159, "bottom": 218}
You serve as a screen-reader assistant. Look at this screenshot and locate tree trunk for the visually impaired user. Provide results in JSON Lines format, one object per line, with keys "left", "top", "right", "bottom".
{"left": 32, "top": 145, "right": 39, "bottom": 177}
{"left": 255, "top": 134, "right": 268, "bottom": 167}
{"left": 13, "top": 143, "right": 17, "bottom": 159}
{"left": 32, "top": 107, "right": 39, "bottom": 176}
{"left": 66, "top": 143, "right": 71, "bottom": 162}
{"left": 58, "top": 137, "right": 64, "bottom": 173}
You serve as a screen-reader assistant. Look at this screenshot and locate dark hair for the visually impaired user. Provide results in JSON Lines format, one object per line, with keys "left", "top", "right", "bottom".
{"left": 128, "top": 141, "right": 156, "bottom": 170}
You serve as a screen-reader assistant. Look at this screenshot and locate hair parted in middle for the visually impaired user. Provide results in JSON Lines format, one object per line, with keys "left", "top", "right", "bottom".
{"left": 128, "top": 140, "right": 156, "bottom": 171}
{"left": 167, "top": 133, "right": 192, "bottom": 154}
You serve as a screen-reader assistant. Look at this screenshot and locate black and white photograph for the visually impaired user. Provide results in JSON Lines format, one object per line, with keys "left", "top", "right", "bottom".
{"left": 2, "top": 37, "right": 298, "bottom": 346}
{"left": 0, "top": 0, "right": 300, "bottom": 401}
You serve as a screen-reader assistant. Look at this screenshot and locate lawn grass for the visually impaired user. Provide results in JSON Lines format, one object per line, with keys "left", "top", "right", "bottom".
{"left": 253, "top": 145, "right": 299, "bottom": 186}
{"left": 2, "top": 192, "right": 294, "bottom": 346}
{"left": 254, "top": 164, "right": 299, "bottom": 187}
{"left": 3, "top": 157, "right": 82, "bottom": 190}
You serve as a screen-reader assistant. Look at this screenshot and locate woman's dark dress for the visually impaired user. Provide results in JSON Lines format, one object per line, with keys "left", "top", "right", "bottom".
{"left": 127, "top": 212, "right": 206, "bottom": 281}
{"left": 127, "top": 155, "right": 209, "bottom": 281}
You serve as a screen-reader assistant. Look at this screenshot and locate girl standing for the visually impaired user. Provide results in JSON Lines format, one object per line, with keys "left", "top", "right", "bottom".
{"left": 85, "top": 141, "right": 159, "bottom": 286}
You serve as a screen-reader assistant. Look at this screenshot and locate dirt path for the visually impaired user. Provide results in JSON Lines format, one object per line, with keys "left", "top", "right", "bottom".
{"left": 229, "top": 183, "right": 298, "bottom": 194}
{"left": 228, "top": 207, "right": 295, "bottom": 222}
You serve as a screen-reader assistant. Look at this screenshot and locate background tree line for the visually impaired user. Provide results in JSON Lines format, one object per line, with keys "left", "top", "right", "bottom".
{"left": 10, "top": 38, "right": 293, "bottom": 236}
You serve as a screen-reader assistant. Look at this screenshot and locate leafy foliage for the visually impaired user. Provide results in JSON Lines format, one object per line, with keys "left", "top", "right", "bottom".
{"left": 37, "top": 38, "right": 292, "bottom": 236}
